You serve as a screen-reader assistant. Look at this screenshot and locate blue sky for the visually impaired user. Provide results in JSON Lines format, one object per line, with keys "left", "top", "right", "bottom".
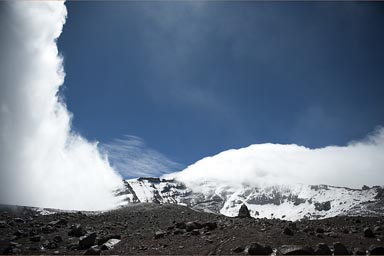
{"left": 58, "top": 2, "right": 384, "bottom": 178}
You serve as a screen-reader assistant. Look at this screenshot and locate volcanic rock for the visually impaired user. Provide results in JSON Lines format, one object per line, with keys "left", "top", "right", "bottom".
{"left": 363, "top": 227, "right": 375, "bottom": 238}
{"left": 79, "top": 232, "right": 97, "bottom": 249}
{"left": 238, "top": 204, "right": 251, "bottom": 218}
{"left": 314, "top": 243, "right": 332, "bottom": 255}
{"left": 0, "top": 240, "right": 11, "bottom": 254}
{"left": 248, "top": 243, "right": 273, "bottom": 255}
{"left": 53, "top": 235, "right": 63, "bottom": 243}
{"left": 283, "top": 227, "right": 294, "bottom": 236}
{"left": 68, "top": 224, "right": 86, "bottom": 237}
{"left": 333, "top": 242, "right": 350, "bottom": 255}
{"left": 175, "top": 222, "right": 187, "bottom": 229}
{"left": 369, "top": 245, "right": 384, "bottom": 255}
{"left": 203, "top": 222, "right": 217, "bottom": 230}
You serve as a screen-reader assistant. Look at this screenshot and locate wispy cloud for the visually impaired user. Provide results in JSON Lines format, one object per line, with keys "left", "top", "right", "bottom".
{"left": 101, "top": 135, "right": 183, "bottom": 179}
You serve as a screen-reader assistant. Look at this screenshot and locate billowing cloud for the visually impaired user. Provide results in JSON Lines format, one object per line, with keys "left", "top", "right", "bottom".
{"left": 0, "top": 1, "right": 124, "bottom": 210}
{"left": 165, "top": 127, "right": 384, "bottom": 191}
{"left": 101, "top": 135, "right": 183, "bottom": 179}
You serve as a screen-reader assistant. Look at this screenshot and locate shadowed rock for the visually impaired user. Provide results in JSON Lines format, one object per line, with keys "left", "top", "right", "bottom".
{"left": 248, "top": 243, "right": 273, "bottom": 255}
{"left": 314, "top": 243, "right": 332, "bottom": 255}
{"left": 238, "top": 204, "right": 251, "bottom": 218}
{"left": 333, "top": 242, "right": 350, "bottom": 255}
{"left": 79, "top": 232, "right": 97, "bottom": 249}
{"left": 369, "top": 245, "right": 384, "bottom": 255}
{"left": 363, "top": 227, "right": 375, "bottom": 238}
{"left": 68, "top": 224, "right": 86, "bottom": 237}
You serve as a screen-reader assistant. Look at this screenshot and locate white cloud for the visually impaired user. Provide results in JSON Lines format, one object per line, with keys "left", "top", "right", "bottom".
{"left": 101, "top": 135, "right": 183, "bottom": 178}
{"left": 0, "top": 1, "right": 124, "bottom": 210}
{"left": 165, "top": 127, "right": 384, "bottom": 191}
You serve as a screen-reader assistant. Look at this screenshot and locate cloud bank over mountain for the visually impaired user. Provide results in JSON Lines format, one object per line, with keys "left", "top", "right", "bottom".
{"left": 165, "top": 127, "right": 384, "bottom": 191}
{"left": 0, "top": 1, "right": 124, "bottom": 210}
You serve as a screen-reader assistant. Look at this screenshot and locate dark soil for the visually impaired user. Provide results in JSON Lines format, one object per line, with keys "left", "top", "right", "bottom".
{"left": 0, "top": 203, "right": 383, "bottom": 255}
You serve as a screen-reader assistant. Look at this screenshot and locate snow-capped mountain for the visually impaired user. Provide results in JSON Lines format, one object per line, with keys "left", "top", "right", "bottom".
{"left": 116, "top": 177, "right": 384, "bottom": 221}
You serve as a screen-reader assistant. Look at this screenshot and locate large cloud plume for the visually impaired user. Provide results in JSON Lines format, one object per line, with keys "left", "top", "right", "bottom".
{"left": 0, "top": 1, "right": 124, "bottom": 210}
{"left": 165, "top": 127, "right": 384, "bottom": 191}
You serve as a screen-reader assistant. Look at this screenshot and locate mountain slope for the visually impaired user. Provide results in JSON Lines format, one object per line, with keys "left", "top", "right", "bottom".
{"left": 117, "top": 177, "right": 384, "bottom": 221}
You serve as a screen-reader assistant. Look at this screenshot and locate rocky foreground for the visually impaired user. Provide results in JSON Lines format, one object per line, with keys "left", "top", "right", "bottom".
{"left": 0, "top": 203, "right": 384, "bottom": 255}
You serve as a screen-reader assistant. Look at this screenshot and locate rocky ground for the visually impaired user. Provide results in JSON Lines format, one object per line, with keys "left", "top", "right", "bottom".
{"left": 0, "top": 203, "right": 384, "bottom": 255}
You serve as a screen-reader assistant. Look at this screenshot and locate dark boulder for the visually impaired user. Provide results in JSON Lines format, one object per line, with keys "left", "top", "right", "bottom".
{"left": 333, "top": 242, "right": 350, "bottom": 255}
{"left": 287, "top": 222, "right": 297, "bottom": 230}
{"left": 363, "top": 227, "right": 375, "bottom": 238}
{"left": 283, "top": 227, "right": 294, "bottom": 236}
{"left": 314, "top": 243, "right": 332, "bottom": 255}
{"left": 68, "top": 224, "right": 86, "bottom": 237}
{"left": 175, "top": 222, "right": 186, "bottom": 229}
{"left": 248, "top": 243, "right": 273, "bottom": 255}
{"left": 203, "top": 222, "right": 217, "bottom": 230}
{"left": 238, "top": 204, "right": 251, "bottom": 218}
{"left": 369, "top": 245, "right": 384, "bottom": 255}
{"left": 279, "top": 245, "right": 314, "bottom": 255}
{"left": 13, "top": 230, "right": 24, "bottom": 238}
{"left": 53, "top": 235, "right": 63, "bottom": 243}
{"left": 79, "top": 232, "right": 97, "bottom": 249}
{"left": 0, "top": 240, "right": 11, "bottom": 254}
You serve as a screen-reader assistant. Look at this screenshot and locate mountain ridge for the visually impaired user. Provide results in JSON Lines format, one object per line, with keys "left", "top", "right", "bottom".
{"left": 117, "top": 177, "right": 384, "bottom": 221}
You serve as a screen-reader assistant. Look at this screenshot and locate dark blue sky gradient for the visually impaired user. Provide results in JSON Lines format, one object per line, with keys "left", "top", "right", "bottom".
{"left": 58, "top": 2, "right": 384, "bottom": 167}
